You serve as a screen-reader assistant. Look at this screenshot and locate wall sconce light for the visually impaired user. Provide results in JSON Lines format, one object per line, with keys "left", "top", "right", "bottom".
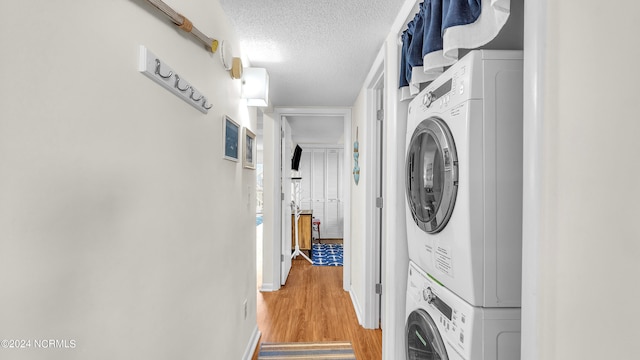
{"left": 241, "top": 67, "right": 269, "bottom": 107}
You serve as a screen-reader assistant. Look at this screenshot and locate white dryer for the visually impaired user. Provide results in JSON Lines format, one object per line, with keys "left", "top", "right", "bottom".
{"left": 406, "top": 261, "right": 521, "bottom": 360}
{"left": 405, "top": 50, "right": 523, "bottom": 307}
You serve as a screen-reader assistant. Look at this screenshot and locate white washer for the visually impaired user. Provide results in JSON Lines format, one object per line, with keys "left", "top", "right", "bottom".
{"left": 405, "top": 50, "right": 523, "bottom": 307}
{"left": 406, "top": 261, "right": 521, "bottom": 360}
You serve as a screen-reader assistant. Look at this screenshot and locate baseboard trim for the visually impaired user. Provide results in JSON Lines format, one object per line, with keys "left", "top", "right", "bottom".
{"left": 242, "top": 325, "right": 261, "bottom": 360}
{"left": 349, "top": 289, "right": 365, "bottom": 327}
{"left": 260, "top": 283, "right": 278, "bottom": 292}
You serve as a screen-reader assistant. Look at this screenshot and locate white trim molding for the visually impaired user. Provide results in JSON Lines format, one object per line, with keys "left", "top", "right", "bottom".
{"left": 259, "top": 283, "right": 278, "bottom": 292}
{"left": 521, "top": 0, "right": 545, "bottom": 359}
{"left": 362, "top": 49, "right": 385, "bottom": 330}
{"left": 241, "top": 326, "right": 261, "bottom": 360}
{"left": 349, "top": 289, "right": 365, "bottom": 326}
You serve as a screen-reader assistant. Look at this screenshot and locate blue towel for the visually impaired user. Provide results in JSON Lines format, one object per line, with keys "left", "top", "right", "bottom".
{"left": 421, "top": 0, "right": 444, "bottom": 57}
{"left": 399, "top": 20, "right": 419, "bottom": 87}
{"left": 442, "top": 0, "right": 482, "bottom": 30}
{"left": 408, "top": 6, "right": 425, "bottom": 68}
{"left": 423, "top": 0, "right": 481, "bottom": 58}
{"left": 400, "top": 0, "right": 511, "bottom": 91}
{"left": 399, "top": 28, "right": 411, "bottom": 87}
{"left": 442, "top": 0, "right": 510, "bottom": 60}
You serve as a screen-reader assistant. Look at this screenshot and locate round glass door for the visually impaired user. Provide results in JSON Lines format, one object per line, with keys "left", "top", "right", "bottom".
{"left": 406, "top": 117, "right": 458, "bottom": 234}
{"left": 406, "top": 310, "right": 448, "bottom": 360}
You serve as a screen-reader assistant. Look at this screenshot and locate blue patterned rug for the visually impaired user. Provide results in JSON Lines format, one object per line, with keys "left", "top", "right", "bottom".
{"left": 312, "top": 243, "right": 343, "bottom": 266}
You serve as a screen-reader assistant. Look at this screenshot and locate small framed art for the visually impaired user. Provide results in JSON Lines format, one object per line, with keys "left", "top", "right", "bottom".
{"left": 223, "top": 116, "right": 240, "bottom": 162}
{"left": 243, "top": 127, "right": 256, "bottom": 169}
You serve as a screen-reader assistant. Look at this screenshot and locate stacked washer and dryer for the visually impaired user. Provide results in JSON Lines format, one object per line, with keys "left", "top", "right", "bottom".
{"left": 404, "top": 50, "right": 524, "bottom": 360}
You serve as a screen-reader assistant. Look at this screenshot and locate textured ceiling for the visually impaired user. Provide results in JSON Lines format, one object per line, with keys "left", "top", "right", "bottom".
{"left": 219, "top": 0, "right": 406, "bottom": 107}
{"left": 287, "top": 116, "right": 344, "bottom": 144}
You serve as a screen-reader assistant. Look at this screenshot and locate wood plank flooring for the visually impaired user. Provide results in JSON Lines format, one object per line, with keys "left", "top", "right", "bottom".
{"left": 252, "top": 258, "right": 382, "bottom": 360}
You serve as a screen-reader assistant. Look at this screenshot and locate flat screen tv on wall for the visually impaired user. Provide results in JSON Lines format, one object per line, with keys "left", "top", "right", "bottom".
{"left": 291, "top": 145, "right": 303, "bottom": 171}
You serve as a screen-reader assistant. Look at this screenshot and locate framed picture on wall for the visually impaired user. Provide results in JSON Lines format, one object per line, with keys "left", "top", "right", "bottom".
{"left": 243, "top": 127, "right": 256, "bottom": 169}
{"left": 223, "top": 115, "right": 240, "bottom": 162}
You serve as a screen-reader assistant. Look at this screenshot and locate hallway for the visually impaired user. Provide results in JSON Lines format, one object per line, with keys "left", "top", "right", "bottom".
{"left": 252, "top": 259, "right": 382, "bottom": 359}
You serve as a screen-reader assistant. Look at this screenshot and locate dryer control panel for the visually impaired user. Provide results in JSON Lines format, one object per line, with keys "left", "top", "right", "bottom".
{"left": 421, "top": 79, "right": 452, "bottom": 109}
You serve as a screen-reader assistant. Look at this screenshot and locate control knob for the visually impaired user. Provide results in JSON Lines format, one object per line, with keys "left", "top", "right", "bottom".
{"left": 423, "top": 91, "right": 435, "bottom": 108}
{"left": 423, "top": 287, "right": 436, "bottom": 304}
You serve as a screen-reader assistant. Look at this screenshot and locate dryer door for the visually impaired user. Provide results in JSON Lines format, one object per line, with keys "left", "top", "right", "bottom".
{"left": 406, "top": 309, "right": 448, "bottom": 360}
{"left": 406, "top": 117, "right": 458, "bottom": 234}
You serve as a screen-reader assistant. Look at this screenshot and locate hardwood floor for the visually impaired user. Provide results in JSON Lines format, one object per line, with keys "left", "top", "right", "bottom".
{"left": 252, "top": 258, "right": 382, "bottom": 359}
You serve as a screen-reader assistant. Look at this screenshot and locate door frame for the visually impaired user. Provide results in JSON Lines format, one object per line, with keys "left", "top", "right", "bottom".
{"left": 270, "top": 107, "right": 352, "bottom": 291}
{"left": 280, "top": 118, "right": 293, "bottom": 285}
{"left": 362, "top": 57, "right": 385, "bottom": 329}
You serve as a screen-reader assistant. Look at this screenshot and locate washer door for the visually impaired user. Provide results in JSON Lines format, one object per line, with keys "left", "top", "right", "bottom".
{"left": 406, "top": 309, "right": 448, "bottom": 360}
{"left": 406, "top": 117, "right": 458, "bottom": 233}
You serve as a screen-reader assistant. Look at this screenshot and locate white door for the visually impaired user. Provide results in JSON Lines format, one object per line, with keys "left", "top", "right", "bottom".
{"left": 292, "top": 147, "right": 344, "bottom": 239}
{"left": 311, "top": 149, "right": 326, "bottom": 236}
{"left": 280, "top": 120, "right": 292, "bottom": 285}
{"left": 324, "top": 149, "right": 343, "bottom": 238}
{"left": 298, "top": 150, "right": 312, "bottom": 211}
{"left": 300, "top": 147, "right": 344, "bottom": 240}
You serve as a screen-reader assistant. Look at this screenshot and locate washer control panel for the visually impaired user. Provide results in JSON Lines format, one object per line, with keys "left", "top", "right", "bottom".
{"left": 409, "top": 263, "right": 473, "bottom": 355}
{"left": 431, "top": 286, "right": 471, "bottom": 351}
{"left": 417, "top": 275, "right": 472, "bottom": 353}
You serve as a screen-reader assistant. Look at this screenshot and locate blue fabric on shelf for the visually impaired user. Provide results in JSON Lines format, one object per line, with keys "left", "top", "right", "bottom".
{"left": 442, "top": 0, "right": 482, "bottom": 30}
{"left": 399, "top": 28, "right": 410, "bottom": 87}
{"left": 421, "top": 0, "right": 481, "bottom": 58}
{"left": 399, "top": 0, "right": 488, "bottom": 90}
{"left": 407, "top": 6, "right": 425, "bottom": 69}
{"left": 421, "top": 0, "right": 444, "bottom": 57}
{"left": 399, "top": 19, "right": 418, "bottom": 88}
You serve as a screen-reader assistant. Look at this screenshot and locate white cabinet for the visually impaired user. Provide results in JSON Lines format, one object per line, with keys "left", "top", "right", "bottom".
{"left": 325, "top": 149, "right": 343, "bottom": 238}
{"left": 297, "top": 147, "right": 343, "bottom": 239}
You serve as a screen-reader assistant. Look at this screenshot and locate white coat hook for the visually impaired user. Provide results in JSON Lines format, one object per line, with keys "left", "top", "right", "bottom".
{"left": 154, "top": 59, "right": 172, "bottom": 79}
{"left": 202, "top": 98, "right": 213, "bottom": 110}
{"left": 174, "top": 74, "right": 190, "bottom": 92}
{"left": 189, "top": 88, "right": 203, "bottom": 102}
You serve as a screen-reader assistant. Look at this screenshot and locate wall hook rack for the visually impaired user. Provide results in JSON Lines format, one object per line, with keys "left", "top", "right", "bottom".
{"left": 139, "top": 45, "right": 211, "bottom": 114}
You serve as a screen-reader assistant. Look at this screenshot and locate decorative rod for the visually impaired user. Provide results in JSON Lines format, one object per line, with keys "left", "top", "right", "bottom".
{"left": 145, "top": 0, "right": 219, "bottom": 53}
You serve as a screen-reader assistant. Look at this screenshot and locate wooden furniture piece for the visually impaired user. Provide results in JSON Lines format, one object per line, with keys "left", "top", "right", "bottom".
{"left": 292, "top": 210, "right": 312, "bottom": 253}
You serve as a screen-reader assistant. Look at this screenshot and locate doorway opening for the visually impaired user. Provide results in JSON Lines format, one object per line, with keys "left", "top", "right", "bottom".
{"left": 271, "top": 108, "right": 352, "bottom": 291}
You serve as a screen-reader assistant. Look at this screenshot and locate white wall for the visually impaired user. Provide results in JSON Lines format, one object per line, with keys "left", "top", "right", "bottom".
{"left": 527, "top": 1, "right": 640, "bottom": 359}
{"left": 0, "top": 1, "right": 258, "bottom": 359}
